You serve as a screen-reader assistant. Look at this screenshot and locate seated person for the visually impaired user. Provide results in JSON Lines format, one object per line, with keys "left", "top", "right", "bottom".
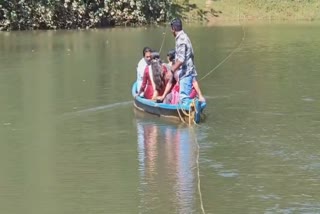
{"left": 136, "top": 47, "right": 152, "bottom": 93}
{"left": 154, "top": 50, "right": 176, "bottom": 102}
{"left": 137, "top": 52, "right": 169, "bottom": 100}
{"left": 165, "top": 49, "right": 175, "bottom": 70}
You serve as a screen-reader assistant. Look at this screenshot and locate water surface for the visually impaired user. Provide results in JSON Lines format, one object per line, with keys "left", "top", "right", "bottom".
{"left": 1, "top": 22, "right": 320, "bottom": 214}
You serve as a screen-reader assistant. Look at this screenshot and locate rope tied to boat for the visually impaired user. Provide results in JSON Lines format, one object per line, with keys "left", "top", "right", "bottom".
{"left": 176, "top": 98, "right": 200, "bottom": 125}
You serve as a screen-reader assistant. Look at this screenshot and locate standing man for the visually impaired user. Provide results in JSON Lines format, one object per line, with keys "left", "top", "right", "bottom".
{"left": 169, "top": 18, "right": 205, "bottom": 105}
{"left": 137, "top": 47, "right": 152, "bottom": 93}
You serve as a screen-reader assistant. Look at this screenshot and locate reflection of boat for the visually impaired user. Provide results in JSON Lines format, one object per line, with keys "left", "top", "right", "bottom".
{"left": 132, "top": 82, "right": 207, "bottom": 124}
{"left": 135, "top": 117, "right": 198, "bottom": 213}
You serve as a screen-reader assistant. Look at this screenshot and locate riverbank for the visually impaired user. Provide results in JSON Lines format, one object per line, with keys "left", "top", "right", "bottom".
{"left": 180, "top": 0, "right": 320, "bottom": 24}
{"left": 1, "top": 0, "right": 319, "bottom": 31}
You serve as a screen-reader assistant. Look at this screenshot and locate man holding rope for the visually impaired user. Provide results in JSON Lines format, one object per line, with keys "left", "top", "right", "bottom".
{"left": 169, "top": 18, "right": 205, "bottom": 105}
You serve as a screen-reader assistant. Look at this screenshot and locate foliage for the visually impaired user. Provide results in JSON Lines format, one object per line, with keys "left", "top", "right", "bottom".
{"left": 0, "top": 0, "right": 174, "bottom": 31}
{"left": 1, "top": 0, "right": 319, "bottom": 30}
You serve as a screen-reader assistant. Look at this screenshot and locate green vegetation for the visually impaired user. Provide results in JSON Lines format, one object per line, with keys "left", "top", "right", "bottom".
{"left": 191, "top": 0, "right": 320, "bottom": 23}
{"left": 0, "top": 0, "right": 319, "bottom": 31}
{"left": 0, "top": 0, "right": 172, "bottom": 31}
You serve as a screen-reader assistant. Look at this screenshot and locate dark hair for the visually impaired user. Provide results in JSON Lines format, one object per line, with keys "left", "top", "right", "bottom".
{"left": 151, "top": 51, "right": 160, "bottom": 60}
{"left": 167, "top": 49, "right": 175, "bottom": 62}
{"left": 142, "top": 47, "right": 152, "bottom": 57}
{"left": 151, "top": 59, "right": 165, "bottom": 92}
{"left": 170, "top": 18, "right": 183, "bottom": 31}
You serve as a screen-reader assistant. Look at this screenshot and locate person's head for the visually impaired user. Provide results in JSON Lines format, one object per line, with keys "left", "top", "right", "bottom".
{"left": 170, "top": 18, "right": 183, "bottom": 36}
{"left": 167, "top": 49, "right": 175, "bottom": 63}
{"left": 151, "top": 51, "right": 164, "bottom": 65}
{"left": 151, "top": 51, "right": 160, "bottom": 60}
{"left": 142, "top": 47, "right": 152, "bottom": 64}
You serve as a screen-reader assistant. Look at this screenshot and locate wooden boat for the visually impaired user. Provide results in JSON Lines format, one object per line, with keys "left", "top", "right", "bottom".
{"left": 132, "top": 82, "right": 206, "bottom": 124}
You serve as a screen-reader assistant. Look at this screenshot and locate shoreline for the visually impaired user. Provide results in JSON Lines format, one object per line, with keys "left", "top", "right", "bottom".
{"left": 1, "top": 0, "right": 319, "bottom": 31}
{"left": 183, "top": 0, "right": 320, "bottom": 25}
{"left": 204, "top": 17, "right": 320, "bottom": 27}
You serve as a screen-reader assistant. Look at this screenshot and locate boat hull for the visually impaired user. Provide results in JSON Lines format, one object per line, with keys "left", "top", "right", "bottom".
{"left": 132, "top": 82, "right": 206, "bottom": 123}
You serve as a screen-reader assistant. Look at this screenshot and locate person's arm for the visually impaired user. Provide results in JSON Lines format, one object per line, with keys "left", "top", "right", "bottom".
{"left": 171, "top": 60, "right": 183, "bottom": 73}
{"left": 171, "top": 43, "right": 186, "bottom": 73}
{"left": 138, "top": 66, "right": 148, "bottom": 95}
{"left": 136, "top": 60, "right": 143, "bottom": 79}
{"left": 148, "top": 65, "right": 158, "bottom": 101}
{"left": 151, "top": 90, "right": 158, "bottom": 101}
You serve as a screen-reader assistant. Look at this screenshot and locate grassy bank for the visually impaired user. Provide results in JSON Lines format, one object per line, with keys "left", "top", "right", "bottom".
{"left": 176, "top": 0, "right": 320, "bottom": 24}
{"left": 1, "top": 0, "right": 318, "bottom": 31}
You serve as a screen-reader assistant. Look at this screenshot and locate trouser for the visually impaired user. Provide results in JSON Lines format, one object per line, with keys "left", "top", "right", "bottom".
{"left": 179, "top": 75, "right": 193, "bottom": 105}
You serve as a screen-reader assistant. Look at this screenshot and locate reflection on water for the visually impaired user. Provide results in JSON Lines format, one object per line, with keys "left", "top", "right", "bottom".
{"left": 135, "top": 113, "right": 200, "bottom": 214}
{"left": 1, "top": 23, "right": 320, "bottom": 214}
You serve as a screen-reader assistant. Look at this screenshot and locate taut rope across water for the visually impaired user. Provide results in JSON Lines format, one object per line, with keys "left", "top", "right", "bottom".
{"left": 164, "top": 16, "right": 246, "bottom": 214}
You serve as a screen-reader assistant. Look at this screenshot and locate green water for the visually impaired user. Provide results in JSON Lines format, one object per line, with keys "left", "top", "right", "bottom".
{"left": 1, "top": 23, "right": 320, "bottom": 214}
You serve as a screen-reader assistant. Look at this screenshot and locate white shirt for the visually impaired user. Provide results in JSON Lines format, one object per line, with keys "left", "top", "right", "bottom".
{"left": 137, "top": 57, "right": 148, "bottom": 92}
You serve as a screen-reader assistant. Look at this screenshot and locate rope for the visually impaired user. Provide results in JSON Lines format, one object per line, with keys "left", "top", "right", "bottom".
{"left": 175, "top": 100, "right": 205, "bottom": 213}
{"left": 175, "top": 98, "right": 200, "bottom": 125}
{"left": 173, "top": 8, "right": 246, "bottom": 214}
{"left": 170, "top": 4, "right": 246, "bottom": 214}
{"left": 158, "top": 24, "right": 167, "bottom": 54}
{"left": 176, "top": 106, "right": 187, "bottom": 124}
{"left": 198, "top": 21, "right": 246, "bottom": 82}
{"left": 191, "top": 126, "right": 206, "bottom": 214}
{"left": 172, "top": 12, "right": 246, "bottom": 124}
{"left": 191, "top": 5, "right": 246, "bottom": 214}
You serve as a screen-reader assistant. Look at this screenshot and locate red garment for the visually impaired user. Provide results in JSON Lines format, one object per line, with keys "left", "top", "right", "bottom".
{"left": 139, "top": 64, "right": 168, "bottom": 99}
{"left": 139, "top": 66, "right": 154, "bottom": 99}
{"left": 170, "top": 83, "right": 197, "bottom": 104}
{"left": 189, "top": 87, "right": 197, "bottom": 99}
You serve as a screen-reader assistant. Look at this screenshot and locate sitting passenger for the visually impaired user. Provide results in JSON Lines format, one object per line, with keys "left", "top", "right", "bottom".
{"left": 137, "top": 53, "right": 169, "bottom": 100}
{"left": 155, "top": 50, "right": 175, "bottom": 102}
{"left": 165, "top": 49, "right": 175, "bottom": 70}
{"left": 136, "top": 47, "right": 152, "bottom": 93}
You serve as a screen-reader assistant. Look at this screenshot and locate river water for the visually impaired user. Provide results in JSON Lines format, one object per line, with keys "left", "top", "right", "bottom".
{"left": 1, "top": 22, "right": 320, "bottom": 214}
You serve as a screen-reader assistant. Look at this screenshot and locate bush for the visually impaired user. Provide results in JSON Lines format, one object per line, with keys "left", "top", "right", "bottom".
{"left": 0, "top": 0, "right": 173, "bottom": 31}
